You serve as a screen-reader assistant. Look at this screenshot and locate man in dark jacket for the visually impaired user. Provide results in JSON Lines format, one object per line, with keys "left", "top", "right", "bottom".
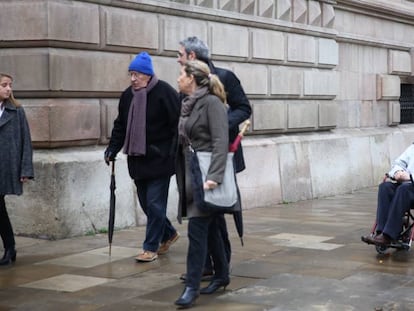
{"left": 178, "top": 36, "right": 252, "bottom": 279}
{"left": 105, "top": 52, "right": 180, "bottom": 262}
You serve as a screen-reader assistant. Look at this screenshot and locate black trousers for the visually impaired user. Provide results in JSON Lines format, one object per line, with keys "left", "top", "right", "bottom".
{"left": 204, "top": 213, "right": 231, "bottom": 273}
{"left": 204, "top": 183, "right": 241, "bottom": 272}
{"left": 0, "top": 195, "right": 15, "bottom": 250}
{"left": 186, "top": 215, "right": 229, "bottom": 289}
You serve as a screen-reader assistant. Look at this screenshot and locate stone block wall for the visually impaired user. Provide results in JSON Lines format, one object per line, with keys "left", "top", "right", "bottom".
{"left": 2, "top": 0, "right": 412, "bottom": 145}
{"left": 335, "top": 0, "right": 414, "bottom": 127}
{"left": 2, "top": 0, "right": 414, "bottom": 238}
{"left": 0, "top": 0, "right": 341, "bottom": 148}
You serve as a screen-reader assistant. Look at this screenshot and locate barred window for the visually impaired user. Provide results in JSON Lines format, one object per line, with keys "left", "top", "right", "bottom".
{"left": 400, "top": 84, "right": 414, "bottom": 124}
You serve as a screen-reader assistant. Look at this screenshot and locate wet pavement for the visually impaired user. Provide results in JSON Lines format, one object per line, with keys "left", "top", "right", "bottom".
{"left": 1, "top": 187, "right": 414, "bottom": 311}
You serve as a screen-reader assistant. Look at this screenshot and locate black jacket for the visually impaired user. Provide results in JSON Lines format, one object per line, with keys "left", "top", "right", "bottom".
{"left": 207, "top": 60, "right": 251, "bottom": 173}
{"left": 107, "top": 80, "right": 180, "bottom": 180}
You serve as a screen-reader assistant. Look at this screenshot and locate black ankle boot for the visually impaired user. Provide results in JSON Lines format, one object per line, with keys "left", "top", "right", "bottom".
{"left": 175, "top": 286, "right": 199, "bottom": 308}
{"left": 0, "top": 248, "right": 16, "bottom": 266}
{"left": 200, "top": 278, "right": 230, "bottom": 294}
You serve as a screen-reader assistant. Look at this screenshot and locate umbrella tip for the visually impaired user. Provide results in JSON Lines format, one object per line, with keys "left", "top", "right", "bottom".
{"left": 109, "top": 244, "right": 112, "bottom": 257}
{"left": 240, "top": 238, "right": 244, "bottom": 247}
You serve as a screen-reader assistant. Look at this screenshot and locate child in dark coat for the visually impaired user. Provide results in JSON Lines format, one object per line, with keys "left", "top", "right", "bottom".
{"left": 0, "top": 73, "right": 34, "bottom": 266}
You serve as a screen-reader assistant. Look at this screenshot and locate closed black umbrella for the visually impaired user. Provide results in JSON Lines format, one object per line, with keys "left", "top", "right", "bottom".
{"left": 108, "top": 160, "right": 116, "bottom": 256}
{"left": 233, "top": 187, "right": 244, "bottom": 246}
{"left": 229, "top": 120, "right": 250, "bottom": 247}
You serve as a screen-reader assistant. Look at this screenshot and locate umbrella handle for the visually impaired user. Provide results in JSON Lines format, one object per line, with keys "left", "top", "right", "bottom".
{"left": 111, "top": 160, "right": 115, "bottom": 175}
{"left": 239, "top": 120, "right": 251, "bottom": 137}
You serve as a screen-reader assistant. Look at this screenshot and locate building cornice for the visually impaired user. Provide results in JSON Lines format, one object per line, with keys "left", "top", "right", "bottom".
{"left": 80, "top": 0, "right": 337, "bottom": 38}
{"left": 336, "top": 0, "right": 414, "bottom": 25}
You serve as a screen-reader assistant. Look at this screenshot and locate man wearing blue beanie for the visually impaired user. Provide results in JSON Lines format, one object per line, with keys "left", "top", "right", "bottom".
{"left": 105, "top": 52, "right": 180, "bottom": 262}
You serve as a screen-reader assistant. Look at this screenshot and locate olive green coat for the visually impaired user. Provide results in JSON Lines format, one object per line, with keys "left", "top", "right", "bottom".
{"left": 176, "top": 93, "right": 229, "bottom": 222}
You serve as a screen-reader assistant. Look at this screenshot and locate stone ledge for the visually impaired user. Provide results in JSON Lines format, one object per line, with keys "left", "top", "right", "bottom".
{"left": 6, "top": 126, "right": 414, "bottom": 238}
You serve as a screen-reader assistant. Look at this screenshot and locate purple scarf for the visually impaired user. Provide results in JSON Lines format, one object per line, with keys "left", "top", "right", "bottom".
{"left": 123, "top": 75, "right": 159, "bottom": 156}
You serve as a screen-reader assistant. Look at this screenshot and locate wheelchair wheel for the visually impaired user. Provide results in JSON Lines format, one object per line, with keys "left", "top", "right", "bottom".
{"left": 375, "top": 244, "right": 388, "bottom": 254}
{"left": 400, "top": 214, "right": 413, "bottom": 245}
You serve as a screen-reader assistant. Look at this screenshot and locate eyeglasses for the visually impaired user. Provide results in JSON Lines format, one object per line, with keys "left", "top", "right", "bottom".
{"left": 177, "top": 51, "right": 184, "bottom": 58}
{"left": 128, "top": 72, "right": 146, "bottom": 79}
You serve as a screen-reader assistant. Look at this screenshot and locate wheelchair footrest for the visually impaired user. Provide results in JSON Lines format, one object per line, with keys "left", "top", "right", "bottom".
{"left": 390, "top": 241, "right": 410, "bottom": 250}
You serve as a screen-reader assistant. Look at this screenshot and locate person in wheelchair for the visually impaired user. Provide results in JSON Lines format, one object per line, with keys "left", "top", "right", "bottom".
{"left": 362, "top": 143, "right": 414, "bottom": 247}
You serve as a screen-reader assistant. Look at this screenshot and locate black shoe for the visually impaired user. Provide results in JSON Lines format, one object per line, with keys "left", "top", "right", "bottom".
{"left": 0, "top": 248, "right": 16, "bottom": 266}
{"left": 200, "top": 278, "right": 230, "bottom": 295}
{"left": 175, "top": 287, "right": 199, "bottom": 308}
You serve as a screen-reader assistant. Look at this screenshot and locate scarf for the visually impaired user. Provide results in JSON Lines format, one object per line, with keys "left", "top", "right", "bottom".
{"left": 178, "top": 86, "right": 208, "bottom": 145}
{"left": 123, "top": 75, "right": 159, "bottom": 156}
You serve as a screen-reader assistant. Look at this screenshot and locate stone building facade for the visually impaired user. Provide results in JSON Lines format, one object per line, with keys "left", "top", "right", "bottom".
{"left": 1, "top": 0, "right": 413, "bottom": 238}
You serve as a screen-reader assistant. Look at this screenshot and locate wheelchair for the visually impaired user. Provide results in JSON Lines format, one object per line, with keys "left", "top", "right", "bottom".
{"left": 364, "top": 210, "right": 414, "bottom": 254}
{"left": 361, "top": 173, "right": 414, "bottom": 254}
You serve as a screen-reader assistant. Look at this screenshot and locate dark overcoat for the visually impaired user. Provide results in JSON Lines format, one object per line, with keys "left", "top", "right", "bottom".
{"left": 106, "top": 80, "right": 180, "bottom": 180}
{"left": 0, "top": 100, "right": 34, "bottom": 195}
{"left": 207, "top": 60, "right": 251, "bottom": 173}
{"left": 176, "top": 93, "right": 229, "bottom": 222}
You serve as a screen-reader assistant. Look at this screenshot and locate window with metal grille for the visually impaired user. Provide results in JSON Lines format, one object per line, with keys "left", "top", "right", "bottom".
{"left": 400, "top": 84, "right": 414, "bottom": 124}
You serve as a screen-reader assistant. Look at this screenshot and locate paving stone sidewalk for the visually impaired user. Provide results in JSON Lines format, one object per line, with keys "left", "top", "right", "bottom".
{"left": 1, "top": 187, "right": 414, "bottom": 311}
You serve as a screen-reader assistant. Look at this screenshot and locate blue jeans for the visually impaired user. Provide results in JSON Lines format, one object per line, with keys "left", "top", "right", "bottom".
{"left": 134, "top": 177, "right": 176, "bottom": 252}
{"left": 0, "top": 195, "right": 15, "bottom": 249}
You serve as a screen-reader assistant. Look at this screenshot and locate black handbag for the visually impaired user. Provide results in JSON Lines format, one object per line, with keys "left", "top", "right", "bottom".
{"left": 189, "top": 145, "right": 238, "bottom": 213}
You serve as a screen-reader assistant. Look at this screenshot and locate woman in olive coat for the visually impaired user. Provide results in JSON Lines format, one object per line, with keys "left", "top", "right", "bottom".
{"left": 0, "top": 73, "right": 34, "bottom": 266}
{"left": 175, "top": 60, "right": 230, "bottom": 308}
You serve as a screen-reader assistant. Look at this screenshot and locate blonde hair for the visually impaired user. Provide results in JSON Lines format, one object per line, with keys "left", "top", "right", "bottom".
{"left": 0, "top": 73, "right": 20, "bottom": 107}
{"left": 184, "top": 60, "right": 226, "bottom": 103}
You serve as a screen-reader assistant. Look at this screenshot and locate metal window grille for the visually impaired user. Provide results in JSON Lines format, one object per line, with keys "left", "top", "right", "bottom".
{"left": 400, "top": 84, "right": 414, "bottom": 124}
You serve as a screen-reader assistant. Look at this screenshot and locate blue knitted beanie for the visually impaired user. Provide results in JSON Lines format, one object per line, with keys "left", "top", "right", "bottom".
{"left": 128, "top": 52, "right": 154, "bottom": 76}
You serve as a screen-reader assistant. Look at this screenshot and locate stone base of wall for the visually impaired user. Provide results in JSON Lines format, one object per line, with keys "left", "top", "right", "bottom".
{"left": 7, "top": 126, "right": 414, "bottom": 239}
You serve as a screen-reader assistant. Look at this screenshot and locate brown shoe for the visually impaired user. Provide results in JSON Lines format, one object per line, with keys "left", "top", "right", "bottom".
{"left": 361, "top": 234, "right": 377, "bottom": 245}
{"left": 371, "top": 233, "right": 391, "bottom": 246}
{"left": 158, "top": 232, "right": 180, "bottom": 255}
{"left": 135, "top": 250, "right": 158, "bottom": 262}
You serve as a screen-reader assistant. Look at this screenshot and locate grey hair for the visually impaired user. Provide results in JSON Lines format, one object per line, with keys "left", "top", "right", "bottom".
{"left": 179, "top": 36, "right": 210, "bottom": 61}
